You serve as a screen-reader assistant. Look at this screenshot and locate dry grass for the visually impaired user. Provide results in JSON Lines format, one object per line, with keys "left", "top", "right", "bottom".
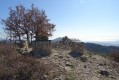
{"left": 108, "top": 50, "right": 119, "bottom": 71}
{"left": 0, "top": 43, "right": 50, "bottom": 80}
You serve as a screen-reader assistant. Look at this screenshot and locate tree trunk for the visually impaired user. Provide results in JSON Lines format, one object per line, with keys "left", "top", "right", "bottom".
{"left": 30, "top": 34, "right": 33, "bottom": 44}
{"left": 18, "top": 35, "right": 22, "bottom": 43}
{"left": 26, "top": 33, "right": 30, "bottom": 46}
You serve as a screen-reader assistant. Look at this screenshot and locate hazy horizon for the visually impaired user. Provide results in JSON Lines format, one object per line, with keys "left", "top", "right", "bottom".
{"left": 0, "top": 0, "right": 119, "bottom": 42}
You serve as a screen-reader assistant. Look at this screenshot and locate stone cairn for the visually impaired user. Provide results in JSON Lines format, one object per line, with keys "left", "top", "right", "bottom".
{"left": 23, "top": 40, "right": 29, "bottom": 50}
{"left": 19, "top": 40, "right": 31, "bottom": 54}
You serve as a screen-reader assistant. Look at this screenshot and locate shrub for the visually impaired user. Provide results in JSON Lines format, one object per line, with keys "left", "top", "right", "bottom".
{"left": 0, "top": 43, "right": 50, "bottom": 80}
{"left": 80, "top": 56, "right": 88, "bottom": 62}
{"left": 0, "top": 43, "right": 18, "bottom": 55}
{"left": 70, "top": 42, "right": 84, "bottom": 56}
{"left": 66, "top": 72, "right": 76, "bottom": 80}
{"left": 109, "top": 50, "right": 119, "bottom": 62}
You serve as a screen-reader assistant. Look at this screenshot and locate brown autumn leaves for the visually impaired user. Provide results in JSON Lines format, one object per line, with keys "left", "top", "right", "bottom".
{"left": 2, "top": 4, "right": 55, "bottom": 44}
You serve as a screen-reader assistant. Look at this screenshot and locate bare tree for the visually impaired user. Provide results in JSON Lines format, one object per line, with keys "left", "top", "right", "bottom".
{"left": 2, "top": 5, "right": 26, "bottom": 42}
{"left": 29, "top": 5, "right": 55, "bottom": 41}
{"left": 2, "top": 4, "right": 55, "bottom": 44}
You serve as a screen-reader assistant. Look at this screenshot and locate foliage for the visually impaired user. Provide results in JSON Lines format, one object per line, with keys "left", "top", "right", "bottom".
{"left": 2, "top": 4, "right": 55, "bottom": 43}
{"left": 35, "top": 34, "right": 48, "bottom": 41}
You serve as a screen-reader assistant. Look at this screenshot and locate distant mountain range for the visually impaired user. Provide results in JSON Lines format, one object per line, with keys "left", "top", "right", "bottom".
{"left": 52, "top": 37, "right": 119, "bottom": 46}
{"left": 52, "top": 37, "right": 81, "bottom": 43}
{"left": 52, "top": 37, "right": 63, "bottom": 42}
{"left": 84, "top": 43, "right": 119, "bottom": 54}
{"left": 52, "top": 37, "right": 119, "bottom": 54}
{"left": 88, "top": 41, "right": 119, "bottom": 47}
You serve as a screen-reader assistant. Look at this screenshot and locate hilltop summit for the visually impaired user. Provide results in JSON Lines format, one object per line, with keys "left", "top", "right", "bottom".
{"left": 41, "top": 48, "right": 119, "bottom": 80}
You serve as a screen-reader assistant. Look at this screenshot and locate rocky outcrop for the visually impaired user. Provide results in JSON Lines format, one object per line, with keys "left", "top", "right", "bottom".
{"left": 40, "top": 48, "right": 119, "bottom": 80}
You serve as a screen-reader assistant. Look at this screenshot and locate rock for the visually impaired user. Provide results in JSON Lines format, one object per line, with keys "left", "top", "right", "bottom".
{"left": 89, "top": 61, "right": 93, "bottom": 63}
{"left": 84, "top": 65, "right": 87, "bottom": 68}
{"left": 53, "top": 78, "right": 61, "bottom": 80}
{"left": 99, "top": 70, "right": 109, "bottom": 77}
{"left": 53, "top": 75, "right": 65, "bottom": 80}
{"left": 85, "top": 71, "right": 90, "bottom": 74}
{"left": 23, "top": 40, "right": 29, "bottom": 50}
{"left": 65, "top": 62, "right": 73, "bottom": 67}
{"left": 109, "top": 76, "right": 117, "bottom": 79}
{"left": 66, "top": 55, "right": 70, "bottom": 58}
{"left": 91, "top": 76, "right": 100, "bottom": 80}
{"left": 98, "top": 63, "right": 106, "bottom": 66}
{"left": 42, "top": 75, "right": 48, "bottom": 80}
{"left": 58, "top": 55, "right": 63, "bottom": 58}
{"left": 53, "top": 54, "right": 59, "bottom": 56}
{"left": 65, "top": 67, "right": 72, "bottom": 71}
{"left": 63, "top": 58, "right": 69, "bottom": 61}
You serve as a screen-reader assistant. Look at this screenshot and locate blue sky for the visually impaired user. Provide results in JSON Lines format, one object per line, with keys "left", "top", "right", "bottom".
{"left": 0, "top": 0, "right": 119, "bottom": 41}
